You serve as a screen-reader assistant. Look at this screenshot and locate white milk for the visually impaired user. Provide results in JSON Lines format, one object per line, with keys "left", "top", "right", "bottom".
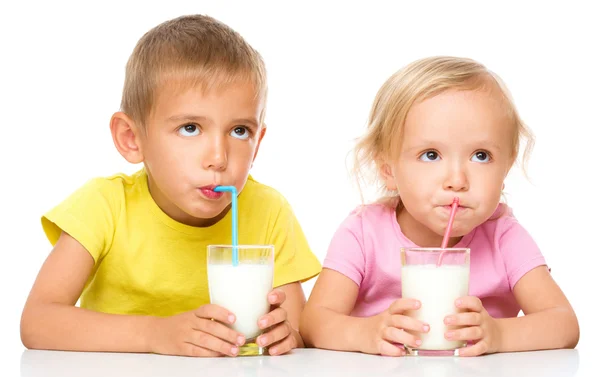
{"left": 207, "top": 264, "right": 274, "bottom": 339}
{"left": 401, "top": 264, "right": 469, "bottom": 350}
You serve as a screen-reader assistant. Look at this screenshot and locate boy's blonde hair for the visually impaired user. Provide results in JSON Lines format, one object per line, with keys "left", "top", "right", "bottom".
{"left": 121, "top": 14, "right": 267, "bottom": 130}
{"left": 353, "top": 56, "right": 534, "bottom": 202}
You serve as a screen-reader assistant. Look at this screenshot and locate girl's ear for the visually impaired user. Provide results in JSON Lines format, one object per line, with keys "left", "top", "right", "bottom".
{"left": 378, "top": 158, "right": 397, "bottom": 191}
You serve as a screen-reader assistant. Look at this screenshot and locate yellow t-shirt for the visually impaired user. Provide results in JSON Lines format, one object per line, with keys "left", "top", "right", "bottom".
{"left": 42, "top": 169, "right": 321, "bottom": 316}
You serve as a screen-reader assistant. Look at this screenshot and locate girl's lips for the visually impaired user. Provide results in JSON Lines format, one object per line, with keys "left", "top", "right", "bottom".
{"left": 199, "top": 186, "right": 224, "bottom": 200}
{"left": 441, "top": 205, "right": 468, "bottom": 212}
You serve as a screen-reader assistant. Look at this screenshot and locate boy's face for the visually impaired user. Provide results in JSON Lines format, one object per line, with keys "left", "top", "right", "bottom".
{"left": 139, "top": 80, "right": 265, "bottom": 226}
{"left": 382, "top": 88, "right": 514, "bottom": 246}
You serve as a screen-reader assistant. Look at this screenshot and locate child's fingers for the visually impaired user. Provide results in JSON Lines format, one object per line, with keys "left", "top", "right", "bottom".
{"left": 455, "top": 296, "right": 483, "bottom": 312}
{"left": 196, "top": 317, "right": 245, "bottom": 347}
{"left": 195, "top": 304, "right": 235, "bottom": 324}
{"left": 267, "top": 289, "right": 286, "bottom": 306}
{"left": 389, "top": 314, "right": 430, "bottom": 334}
{"left": 257, "top": 321, "right": 293, "bottom": 348}
{"left": 457, "top": 340, "right": 489, "bottom": 357}
{"left": 188, "top": 330, "right": 240, "bottom": 357}
{"left": 268, "top": 334, "right": 296, "bottom": 356}
{"left": 258, "top": 307, "right": 287, "bottom": 329}
{"left": 444, "top": 311, "right": 482, "bottom": 327}
{"left": 182, "top": 343, "right": 223, "bottom": 358}
{"left": 445, "top": 326, "right": 483, "bottom": 342}
{"left": 378, "top": 340, "right": 406, "bottom": 357}
{"left": 388, "top": 298, "right": 421, "bottom": 314}
{"left": 383, "top": 327, "right": 421, "bottom": 349}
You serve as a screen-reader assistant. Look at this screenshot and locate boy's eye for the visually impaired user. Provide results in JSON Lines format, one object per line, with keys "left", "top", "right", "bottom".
{"left": 178, "top": 124, "right": 200, "bottom": 137}
{"left": 471, "top": 151, "right": 490, "bottom": 163}
{"left": 419, "top": 150, "right": 440, "bottom": 162}
{"left": 230, "top": 126, "right": 250, "bottom": 140}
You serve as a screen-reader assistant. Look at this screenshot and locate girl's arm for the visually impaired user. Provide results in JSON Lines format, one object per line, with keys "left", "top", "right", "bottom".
{"left": 21, "top": 231, "right": 155, "bottom": 352}
{"left": 496, "top": 266, "right": 579, "bottom": 352}
{"left": 299, "top": 268, "right": 369, "bottom": 352}
{"left": 300, "top": 268, "right": 426, "bottom": 355}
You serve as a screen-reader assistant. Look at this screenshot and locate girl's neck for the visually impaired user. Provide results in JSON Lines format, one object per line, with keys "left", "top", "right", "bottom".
{"left": 396, "top": 202, "right": 462, "bottom": 248}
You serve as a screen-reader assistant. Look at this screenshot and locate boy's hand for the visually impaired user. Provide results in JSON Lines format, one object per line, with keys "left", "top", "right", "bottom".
{"left": 255, "top": 289, "right": 297, "bottom": 355}
{"left": 363, "top": 298, "right": 430, "bottom": 356}
{"left": 149, "top": 304, "right": 246, "bottom": 357}
{"left": 444, "top": 296, "right": 501, "bottom": 356}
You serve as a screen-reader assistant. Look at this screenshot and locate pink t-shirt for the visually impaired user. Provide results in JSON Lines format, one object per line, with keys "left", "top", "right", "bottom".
{"left": 323, "top": 203, "right": 547, "bottom": 319}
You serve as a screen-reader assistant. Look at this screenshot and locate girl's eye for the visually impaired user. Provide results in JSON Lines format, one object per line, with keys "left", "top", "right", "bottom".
{"left": 419, "top": 150, "right": 440, "bottom": 162}
{"left": 471, "top": 151, "right": 490, "bottom": 163}
{"left": 230, "top": 126, "right": 250, "bottom": 140}
{"left": 178, "top": 124, "right": 200, "bottom": 137}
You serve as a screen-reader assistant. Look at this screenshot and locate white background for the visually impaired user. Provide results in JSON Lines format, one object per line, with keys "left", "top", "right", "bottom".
{"left": 1, "top": 0, "right": 598, "bottom": 374}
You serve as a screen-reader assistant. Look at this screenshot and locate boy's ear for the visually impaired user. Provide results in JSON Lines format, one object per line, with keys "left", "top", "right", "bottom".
{"left": 378, "top": 158, "right": 397, "bottom": 191}
{"left": 252, "top": 124, "right": 267, "bottom": 162}
{"left": 110, "top": 112, "right": 144, "bottom": 164}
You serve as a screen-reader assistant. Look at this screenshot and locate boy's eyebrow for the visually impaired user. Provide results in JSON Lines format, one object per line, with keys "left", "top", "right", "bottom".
{"left": 232, "top": 118, "right": 259, "bottom": 129}
{"left": 167, "top": 115, "right": 208, "bottom": 122}
{"left": 166, "top": 115, "right": 259, "bottom": 128}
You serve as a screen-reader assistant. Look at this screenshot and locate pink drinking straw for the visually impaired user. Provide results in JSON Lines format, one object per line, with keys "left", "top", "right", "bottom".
{"left": 437, "top": 197, "right": 459, "bottom": 267}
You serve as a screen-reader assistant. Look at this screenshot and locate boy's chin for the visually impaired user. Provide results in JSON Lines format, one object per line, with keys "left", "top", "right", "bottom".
{"left": 186, "top": 204, "right": 230, "bottom": 222}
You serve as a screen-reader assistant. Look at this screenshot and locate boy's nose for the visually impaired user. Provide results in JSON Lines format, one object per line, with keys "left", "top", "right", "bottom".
{"left": 203, "top": 139, "right": 227, "bottom": 171}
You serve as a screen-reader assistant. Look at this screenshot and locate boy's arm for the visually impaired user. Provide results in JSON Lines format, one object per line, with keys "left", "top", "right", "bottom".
{"left": 271, "top": 282, "right": 306, "bottom": 348}
{"left": 496, "top": 266, "right": 579, "bottom": 352}
{"left": 20, "top": 231, "right": 154, "bottom": 352}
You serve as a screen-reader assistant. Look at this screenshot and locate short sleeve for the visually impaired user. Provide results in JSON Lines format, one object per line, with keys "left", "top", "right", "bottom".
{"left": 41, "top": 178, "right": 120, "bottom": 263}
{"left": 269, "top": 200, "right": 321, "bottom": 288}
{"left": 323, "top": 213, "right": 366, "bottom": 287}
{"left": 498, "top": 216, "right": 547, "bottom": 289}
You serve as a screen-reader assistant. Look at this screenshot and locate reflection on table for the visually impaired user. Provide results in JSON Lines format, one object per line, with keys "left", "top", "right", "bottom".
{"left": 20, "top": 348, "right": 580, "bottom": 377}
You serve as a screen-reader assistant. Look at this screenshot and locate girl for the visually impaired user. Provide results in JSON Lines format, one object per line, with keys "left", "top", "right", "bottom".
{"left": 300, "top": 56, "right": 579, "bottom": 357}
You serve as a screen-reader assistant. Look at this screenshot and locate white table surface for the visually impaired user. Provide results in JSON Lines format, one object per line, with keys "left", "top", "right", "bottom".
{"left": 17, "top": 348, "right": 582, "bottom": 377}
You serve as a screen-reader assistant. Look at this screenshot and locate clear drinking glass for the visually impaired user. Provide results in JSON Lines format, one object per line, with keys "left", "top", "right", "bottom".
{"left": 400, "top": 247, "right": 470, "bottom": 356}
{"left": 207, "top": 245, "right": 274, "bottom": 356}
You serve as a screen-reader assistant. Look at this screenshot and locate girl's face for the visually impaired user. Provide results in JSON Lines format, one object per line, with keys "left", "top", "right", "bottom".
{"left": 381, "top": 87, "right": 515, "bottom": 247}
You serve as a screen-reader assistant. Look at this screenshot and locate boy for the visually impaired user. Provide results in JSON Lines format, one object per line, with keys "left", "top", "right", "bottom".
{"left": 21, "top": 14, "right": 321, "bottom": 357}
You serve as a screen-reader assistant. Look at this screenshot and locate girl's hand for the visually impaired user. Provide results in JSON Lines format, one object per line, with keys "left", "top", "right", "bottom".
{"left": 444, "top": 296, "right": 501, "bottom": 356}
{"left": 363, "top": 298, "right": 430, "bottom": 356}
{"left": 255, "top": 289, "right": 298, "bottom": 355}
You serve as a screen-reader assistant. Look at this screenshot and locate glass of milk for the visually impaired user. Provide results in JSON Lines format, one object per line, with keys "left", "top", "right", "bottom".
{"left": 207, "top": 245, "right": 274, "bottom": 356}
{"left": 400, "top": 247, "right": 470, "bottom": 356}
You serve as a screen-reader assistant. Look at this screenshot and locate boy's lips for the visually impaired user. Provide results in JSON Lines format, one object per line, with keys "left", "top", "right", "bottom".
{"left": 198, "top": 185, "right": 224, "bottom": 200}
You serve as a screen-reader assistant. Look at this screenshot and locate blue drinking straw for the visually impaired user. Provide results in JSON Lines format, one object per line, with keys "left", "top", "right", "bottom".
{"left": 213, "top": 185, "right": 238, "bottom": 266}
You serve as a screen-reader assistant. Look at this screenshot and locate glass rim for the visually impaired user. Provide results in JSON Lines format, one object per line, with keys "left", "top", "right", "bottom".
{"left": 207, "top": 244, "right": 275, "bottom": 250}
{"left": 401, "top": 247, "right": 470, "bottom": 253}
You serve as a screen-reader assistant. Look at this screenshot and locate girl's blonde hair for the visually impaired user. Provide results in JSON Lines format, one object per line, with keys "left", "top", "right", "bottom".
{"left": 353, "top": 56, "right": 534, "bottom": 204}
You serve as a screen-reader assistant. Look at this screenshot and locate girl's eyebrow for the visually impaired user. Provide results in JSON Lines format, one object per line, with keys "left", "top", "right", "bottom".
{"left": 402, "top": 140, "right": 445, "bottom": 152}
{"left": 467, "top": 140, "right": 503, "bottom": 151}
{"left": 403, "top": 139, "right": 503, "bottom": 152}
